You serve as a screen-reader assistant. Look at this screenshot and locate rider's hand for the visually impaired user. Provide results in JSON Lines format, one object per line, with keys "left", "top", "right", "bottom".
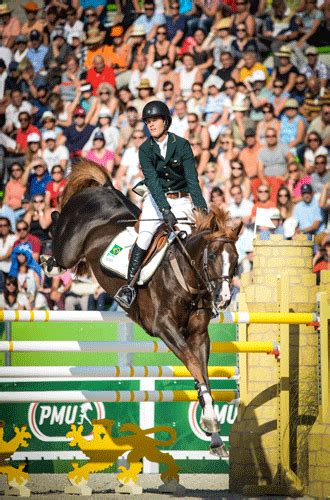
{"left": 163, "top": 209, "right": 178, "bottom": 227}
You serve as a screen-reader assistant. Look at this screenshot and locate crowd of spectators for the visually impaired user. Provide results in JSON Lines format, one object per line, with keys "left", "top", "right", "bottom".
{"left": 0, "top": 0, "right": 328, "bottom": 310}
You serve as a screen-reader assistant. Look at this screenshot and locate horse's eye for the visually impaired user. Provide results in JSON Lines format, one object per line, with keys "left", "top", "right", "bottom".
{"left": 209, "top": 252, "right": 217, "bottom": 261}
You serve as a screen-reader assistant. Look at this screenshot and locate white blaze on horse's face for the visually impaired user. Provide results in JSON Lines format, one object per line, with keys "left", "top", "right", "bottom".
{"left": 219, "top": 249, "right": 231, "bottom": 308}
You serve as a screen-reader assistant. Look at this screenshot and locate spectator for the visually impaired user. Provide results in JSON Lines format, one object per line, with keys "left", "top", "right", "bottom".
{"left": 0, "top": 275, "right": 30, "bottom": 309}
{"left": 127, "top": 26, "right": 149, "bottom": 68}
{"left": 177, "top": 53, "right": 203, "bottom": 99}
{"left": 63, "top": 106, "right": 95, "bottom": 160}
{"left": 25, "top": 132, "right": 42, "bottom": 165}
{"left": 239, "top": 128, "right": 264, "bottom": 185}
{"left": 285, "top": 160, "right": 311, "bottom": 203}
{"left": 13, "top": 35, "right": 28, "bottom": 64}
{"left": 155, "top": 59, "right": 180, "bottom": 97}
{"left": 203, "top": 74, "right": 228, "bottom": 125}
{"left": 130, "top": 0, "right": 166, "bottom": 42}
{"left": 190, "top": 28, "right": 214, "bottom": 75}
{"left": 84, "top": 130, "right": 115, "bottom": 174}
{"left": 304, "top": 131, "right": 328, "bottom": 172}
{"left": 14, "top": 220, "right": 41, "bottom": 262}
{"left": 0, "top": 194, "right": 15, "bottom": 231}
{"left": 270, "top": 45, "right": 298, "bottom": 94}
{"left": 303, "top": 76, "right": 330, "bottom": 123}
{"left": 157, "top": 80, "right": 176, "bottom": 111}
{"left": 132, "top": 78, "right": 156, "bottom": 117}
{"left": 147, "top": 25, "right": 175, "bottom": 66}
{"left": 23, "top": 194, "right": 53, "bottom": 249}
{"left": 0, "top": 5, "right": 20, "bottom": 50}
{"left": 231, "top": 0, "right": 256, "bottom": 38}
{"left": 4, "top": 89, "right": 33, "bottom": 133}
{"left": 239, "top": 50, "right": 267, "bottom": 83}
{"left": 258, "top": 208, "right": 285, "bottom": 239}
{"left": 228, "top": 185, "right": 253, "bottom": 223}
{"left": 224, "top": 158, "right": 251, "bottom": 201}
{"left": 169, "top": 99, "right": 189, "bottom": 137}
{"left": 84, "top": 107, "right": 120, "bottom": 153}
{"left": 44, "top": 27, "right": 72, "bottom": 87}
{"left": 45, "top": 165, "right": 67, "bottom": 209}
{"left": 258, "top": 127, "right": 293, "bottom": 178}
{"left": 262, "top": 0, "right": 298, "bottom": 56}
{"left": 210, "top": 186, "right": 227, "bottom": 210}
{"left": 21, "top": 159, "right": 52, "bottom": 199}
{"left": 106, "top": 25, "right": 131, "bottom": 88}
{"left": 214, "top": 51, "right": 239, "bottom": 83}
{"left": 204, "top": 18, "right": 235, "bottom": 68}
{"left": 26, "top": 30, "right": 48, "bottom": 73}
{"left": 279, "top": 98, "right": 306, "bottom": 153}
{"left": 83, "top": 7, "right": 106, "bottom": 45}
{"left": 231, "top": 23, "right": 258, "bottom": 62}
{"left": 3, "top": 163, "right": 26, "bottom": 212}
{"left": 308, "top": 103, "right": 330, "bottom": 146}
{"left": 40, "top": 111, "right": 63, "bottom": 144}
{"left": 256, "top": 103, "right": 280, "bottom": 144}
{"left": 184, "top": 113, "right": 210, "bottom": 174}
{"left": 64, "top": 8, "right": 84, "bottom": 42}
{"left": 129, "top": 53, "right": 158, "bottom": 98}
{"left": 16, "top": 111, "right": 40, "bottom": 153}
{"left": 165, "top": 2, "right": 187, "bottom": 47}
{"left": 215, "top": 133, "right": 239, "bottom": 181}
{"left": 251, "top": 183, "right": 276, "bottom": 221}
{"left": 186, "top": 82, "right": 207, "bottom": 119}
{"left": 64, "top": 271, "right": 97, "bottom": 311}
{"left": 246, "top": 71, "right": 272, "bottom": 122}
{"left": 84, "top": 29, "right": 111, "bottom": 71}
{"left": 60, "top": 54, "right": 83, "bottom": 104}
{"left": 301, "top": 46, "right": 327, "bottom": 93}
{"left": 269, "top": 78, "right": 289, "bottom": 117}
{"left": 21, "top": 2, "right": 44, "bottom": 38}
{"left": 293, "top": 183, "right": 325, "bottom": 237}
{"left": 9, "top": 242, "right": 45, "bottom": 309}
{"left": 293, "top": 0, "right": 324, "bottom": 67}
{"left": 42, "top": 131, "right": 69, "bottom": 172}
{"left": 310, "top": 155, "right": 330, "bottom": 195}
{"left": 86, "top": 55, "right": 116, "bottom": 94}
{"left": 231, "top": 96, "right": 255, "bottom": 148}
{"left": 0, "top": 216, "right": 16, "bottom": 286}
{"left": 290, "top": 74, "right": 307, "bottom": 107}
{"left": 115, "top": 130, "right": 146, "bottom": 195}
{"left": 277, "top": 186, "right": 294, "bottom": 221}
{"left": 72, "top": 83, "right": 97, "bottom": 124}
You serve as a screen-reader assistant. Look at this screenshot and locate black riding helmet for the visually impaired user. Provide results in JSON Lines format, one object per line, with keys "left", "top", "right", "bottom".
{"left": 142, "top": 100, "right": 172, "bottom": 130}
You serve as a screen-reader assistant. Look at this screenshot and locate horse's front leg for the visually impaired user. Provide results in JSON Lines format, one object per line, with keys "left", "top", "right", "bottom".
{"left": 187, "top": 321, "right": 228, "bottom": 459}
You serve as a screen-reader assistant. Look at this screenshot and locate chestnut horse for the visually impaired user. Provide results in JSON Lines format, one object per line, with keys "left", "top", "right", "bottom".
{"left": 51, "top": 161, "right": 241, "bottom": 457}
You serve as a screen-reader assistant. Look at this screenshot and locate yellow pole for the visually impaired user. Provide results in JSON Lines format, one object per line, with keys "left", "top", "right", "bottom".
{"left": 211, "top": 341, "right": 278, "bottom": 354}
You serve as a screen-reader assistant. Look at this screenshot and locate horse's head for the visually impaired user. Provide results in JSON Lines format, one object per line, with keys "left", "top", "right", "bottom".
{"left": 194, "top": 206, "right": 243, "bottom": 312}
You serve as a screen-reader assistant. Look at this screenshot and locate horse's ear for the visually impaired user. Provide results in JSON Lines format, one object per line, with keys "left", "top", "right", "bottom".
{"left": 233, "top": 221, "right": 243, "bottom": 239}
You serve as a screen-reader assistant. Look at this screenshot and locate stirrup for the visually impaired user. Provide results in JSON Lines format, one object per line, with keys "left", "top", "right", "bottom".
{"left": 114, "top": 285, "right": 136, "bottom": 309}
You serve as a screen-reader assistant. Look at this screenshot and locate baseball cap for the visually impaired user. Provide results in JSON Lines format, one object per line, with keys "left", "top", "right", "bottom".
{"left": 305, "top": 46, "right": 318, "bottom": 56}
{"left": 98, "top": 107, "right": 111, "bottom": 118}
{"left": 30, "top": 29, "right": 41, "bottom": 41}
{"left": 80, "top": 83, "right": 93, "bottom": 93}
{"left": 27, "top": 132, "right": 41, "bottom": 143}
{"left": 245, "top": 128, "right": 256, "bottom": 137}
{"left": 44, "top": 130, "right": 57, "bottom": 141}
{"left": 0, "top": 59, "right": 6, "bottom": 69}
{"left": 301, "top": 184, "right": 313, "bottom": 194}
{"left": 74, "top": 106, "right": 86, "bottom": 117}
{"left": 94, "top": 130, "right": 105, "bottom": 141}
{"left": 8, "top": 61, "right": 19, "bottom": 71}
{"left": 41, "top": 110, "right": 56, "bottom": 122}
{"left": 16, "top": 34, "right": 28, "bottom": 43}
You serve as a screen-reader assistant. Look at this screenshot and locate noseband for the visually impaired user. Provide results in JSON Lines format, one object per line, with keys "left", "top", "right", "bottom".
{"left": 202, "top": 237, "right": 235, "bottom": 294}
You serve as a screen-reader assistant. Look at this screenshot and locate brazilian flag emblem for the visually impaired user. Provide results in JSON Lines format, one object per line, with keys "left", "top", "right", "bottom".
{"left": 109, "top": 244, "right": 123, "bottom": 256}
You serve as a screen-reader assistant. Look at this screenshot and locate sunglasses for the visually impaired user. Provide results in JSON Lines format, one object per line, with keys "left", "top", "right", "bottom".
{"left": 157, "top": 31, "right": 166, "bottom": 35}
{"left": 232, "top": 166, "right": 243, "bottom": 170}
{"left": 308, "top": 138, "right": 319, "bottom": 142}
{"left": 296, "top": 80, "right": 305, "bottom": 84}
{"left": 278, "top": 193, "right": 289, "bottom": 197}
{"left": 289, "top": 168, "right": 298, "bottom": 173}
{"left": 192, "top": 88, "right": 202, "bottom": 92}
{"left": 52, "top": 170, "right": 62, "bottom": 174}
{"left": 34, "top": 164, "right": 45, "bottom": 168}
{"left": 11, "top": 168, "right": 22, "bottom": 172}
{"left": 315, "top": 161, "right": 326, "bottom": 165}
{"left": 33, "top": 198, "right": 44, "bottom": 203}
{"left": 188, "top": 120, "right": 197, "bottom": 123}
{"left": 0, "top": 224, "right": 9, "bottom": 227}
{"left": 162, "top": 62, "right": 170, "bottom": 67}
{"left": 258, "top": 189, "right": 269, "bottom": 193}
{"left": 274, "top": 84, "right": 284, "bottom": 88}
{"left": 206, "top": 170, "right": 216, "bottom": 174}
{"left": 133, "top": 135, "right": 144, "bottom": 139}
{"left": 6, "top": 282, "right": 17, "bottom": 286}
{"left": 145, "top": 6, "right": 154, "bottom": 10}
{"left": 236, "top": 28, "right": 246, "bottom": 31}
{"left": 225, "top": 86, "right": 235, "bottom": 90}
{"left": 86, "top": 13, "right": 96, "bottom": 17}
{"left": 17, "top": 227, "right": 28, "bottom": 231}
{"left": 266, "top": 135, "right": 276, "bottom": 138}
{"left": 100, "top": 91, "right": 110, "bottom": 95}
{"left": 19, "top": 117, "right": 29, "bottom": 122}
{"left": 263, "top": 108, "right": 272, "bottom": 113}
{"left": 221, "top": 140, "right": 230, "bottom": 144}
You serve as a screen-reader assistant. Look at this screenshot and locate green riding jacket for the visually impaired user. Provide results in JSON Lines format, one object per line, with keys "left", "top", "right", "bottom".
{"left": 138, "top": 132, "right": 208, "bottom": 213}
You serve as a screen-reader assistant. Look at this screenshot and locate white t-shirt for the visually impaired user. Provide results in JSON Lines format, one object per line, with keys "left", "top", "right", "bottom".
{"left": 304, "top": 146, "right": 328, "bottom": 166}
{"left": 121, "top": 146, "right": 140, "bottom": 185}
{"left": 43, "top": 145, "right": 70, "bottom": 172}
{"left": 0, "top": 292, "right": 30, "bottom": 310}
{"left": 83, "top": 126, "right": 120, "bottom": 153}
{"left": 0, "top": 233, "right": 16, "bottom": 273}
{"left": 5, "top": 101, "right": 33, "bottom": 130}
{"left": 169, "top": 116, "right": 189, "bottom": 138}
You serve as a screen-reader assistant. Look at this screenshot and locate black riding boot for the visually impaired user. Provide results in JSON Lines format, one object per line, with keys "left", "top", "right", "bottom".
{"left": 114, "top": 244, "right": 147, "bottom": 309}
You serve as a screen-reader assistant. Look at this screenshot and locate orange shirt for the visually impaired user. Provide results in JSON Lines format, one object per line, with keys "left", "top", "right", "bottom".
{"left": 239, "top": 144, "right": 263, "bottom": 179}
{"left": 21, "top": 20, "right": 45, "bottom": 37}
{"left": 84, "top": 45, "right": 113, "bottom": 70}
{"left": 2, "top": 17, "right": 21, "bottom": 47}
{"left": 107, "top": 44, "right": 130, "bottom": 70}
{"left": 4, "top": 179, "right": 26, "bottom": 210}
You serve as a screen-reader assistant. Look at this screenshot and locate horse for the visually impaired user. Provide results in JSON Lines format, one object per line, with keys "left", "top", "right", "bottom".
{"left": 51, "top": 161, "right": 242, "bottom": 457}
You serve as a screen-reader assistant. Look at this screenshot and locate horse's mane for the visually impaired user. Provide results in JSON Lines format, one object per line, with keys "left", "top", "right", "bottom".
{"left": 193, "top": 204, "right": 238, "bottom": 240}
{"left": 61, "top": 160, "right": 110, "bottom": 208}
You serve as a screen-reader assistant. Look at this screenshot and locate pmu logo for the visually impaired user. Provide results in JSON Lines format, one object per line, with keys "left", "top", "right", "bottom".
{"left": 28, "top": 402, "right": 105, "bottom": 442}
{"left": 188, "top": 402, "right": 237, "bottom": 441}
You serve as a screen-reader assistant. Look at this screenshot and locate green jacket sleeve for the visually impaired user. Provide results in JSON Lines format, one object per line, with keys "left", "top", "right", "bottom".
{"left": 182, "top": 140, "right": 208, "bottom": 210}
{"left": 139, "top": 146, "right": 171, "bottom": 212}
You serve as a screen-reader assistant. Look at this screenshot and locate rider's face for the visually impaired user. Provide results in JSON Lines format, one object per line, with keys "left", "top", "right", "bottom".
{"left": 146, "top": 117, "right": 166, "bottom": 138}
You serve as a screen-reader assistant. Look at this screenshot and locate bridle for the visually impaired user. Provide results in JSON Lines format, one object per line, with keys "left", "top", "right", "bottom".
{"left": 202, "top": 237, "right": 236, "bottom": 294}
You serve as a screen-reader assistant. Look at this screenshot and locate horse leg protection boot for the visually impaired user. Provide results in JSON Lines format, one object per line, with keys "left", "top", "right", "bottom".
{"left": 114, "top": 244, "right": 147, "bottom": 309}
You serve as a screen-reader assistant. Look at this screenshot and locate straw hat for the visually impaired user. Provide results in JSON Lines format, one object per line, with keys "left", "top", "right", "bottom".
{"left": 0, "top": 4, "right": 12, "bottom": 15}
{"left": 85, "top": 28, "right": 103, "bottom": 45}
{"left": 137, "top": 78, "right": 153, "bottom": 90}
{"left": 284, "top": 98, "right": 299, "bottom": 109}
{"left": 214, "top": 18, "right": 231, "bottom": 30}
{"left": 131, "top": 25, "right": 146, "bottom": 37}
{"left": 275, "top": 45, "right": 292, "bottom": 58}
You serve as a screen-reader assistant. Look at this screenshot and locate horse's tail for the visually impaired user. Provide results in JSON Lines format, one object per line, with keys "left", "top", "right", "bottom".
{"left": 61, "top": 160, "right": 111, "bottom": 209}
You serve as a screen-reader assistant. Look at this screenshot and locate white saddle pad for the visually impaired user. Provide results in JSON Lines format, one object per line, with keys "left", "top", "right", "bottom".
{"left": 100, "top": 227, "right": 176, "bottom": 285}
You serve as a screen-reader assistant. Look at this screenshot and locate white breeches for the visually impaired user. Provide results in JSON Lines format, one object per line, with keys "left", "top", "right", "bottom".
{"left": 136, "top": 193, "right": 194, "bottom": 250}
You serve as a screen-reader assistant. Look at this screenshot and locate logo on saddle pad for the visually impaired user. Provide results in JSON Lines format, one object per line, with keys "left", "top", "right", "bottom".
{"left": 109, "top": 244, "right": 123, "bottom": 256}
{"left": 28, "top": 402, "right": 105, "bottom": 442}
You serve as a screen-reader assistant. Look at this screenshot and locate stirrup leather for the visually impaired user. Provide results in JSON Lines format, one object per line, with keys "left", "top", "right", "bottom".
{"left": 114, "top": 285, "right": 136, "bottom": 308}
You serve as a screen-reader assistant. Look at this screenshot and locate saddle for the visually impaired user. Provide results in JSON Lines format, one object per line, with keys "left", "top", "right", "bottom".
{"left": 100, "top": 225, "right": 176, "bottom": 285}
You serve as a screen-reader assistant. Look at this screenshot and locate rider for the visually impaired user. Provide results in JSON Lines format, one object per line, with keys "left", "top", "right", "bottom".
{"left": 115, "top": 100, "right": 208, "bottom": 309}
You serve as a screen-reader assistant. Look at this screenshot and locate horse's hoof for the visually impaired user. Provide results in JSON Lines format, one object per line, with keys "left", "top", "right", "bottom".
{"left": 158, "top": 479, "right": 186, "bottom": 496}
{"left": 210, "top": 443, "right": 229, "bottom": 459}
